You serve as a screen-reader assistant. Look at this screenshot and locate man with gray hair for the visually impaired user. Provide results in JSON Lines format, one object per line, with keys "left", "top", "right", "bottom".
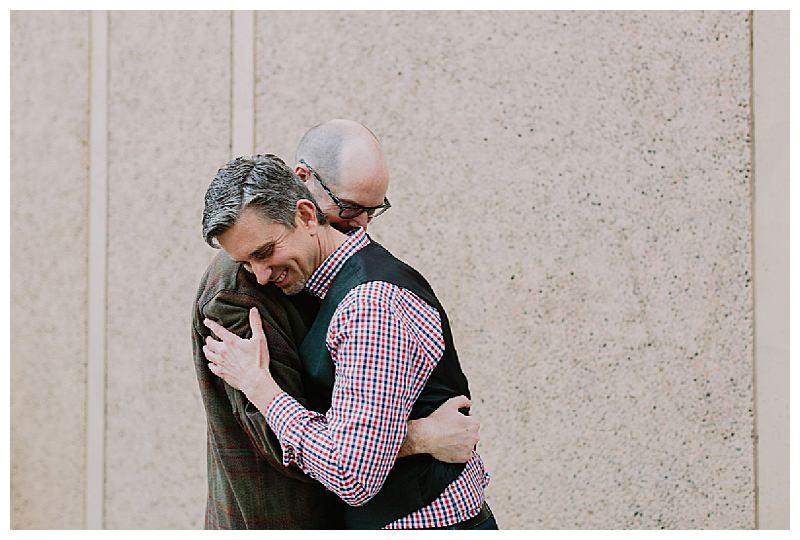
{"left": 201, "top": 153, "right": 494, "bottom": 529}
{"left": 191, "top": 121, "right": 480, "bottom": 529}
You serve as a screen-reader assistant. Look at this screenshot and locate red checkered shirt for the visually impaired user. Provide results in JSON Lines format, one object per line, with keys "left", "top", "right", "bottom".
{"left": 263, "top": 228, "right": 489, "bottom": 528}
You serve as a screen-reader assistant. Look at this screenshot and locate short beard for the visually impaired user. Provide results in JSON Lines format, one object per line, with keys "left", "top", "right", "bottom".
{"left": 281, "top": 275, "right": 307, "bottom": 296}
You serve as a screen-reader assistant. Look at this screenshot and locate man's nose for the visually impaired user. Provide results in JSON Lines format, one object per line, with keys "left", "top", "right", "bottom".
{"left": 348, "top": 213, "right": 370, "bottom": 230}
{"left": 252, "top": 263, "right": 271, "bottom": 285}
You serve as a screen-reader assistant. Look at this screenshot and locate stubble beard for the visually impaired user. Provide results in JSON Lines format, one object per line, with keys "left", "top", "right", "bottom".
{"left": 281, "top": 273, "right": 307, "bottom": 296}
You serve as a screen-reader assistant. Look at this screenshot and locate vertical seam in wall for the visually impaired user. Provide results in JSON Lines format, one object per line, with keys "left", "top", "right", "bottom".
{"left": 252, "top": 10, "right": 257, "bottom": 155}
{"left": 229, "top": 11, "right": 233, "bottom": 158}
{"left": 232, "top": 10, "right": 255, "bottom": 157}
{"left": 103, "top": 12, "right": 111, "bottom": 527}
{"left": 87, "top": 9, "right": 108, "bottom": 531}
{"left": 83, "top": 12, "right": 91, "bottom": 529}
{"left": 750, "top": 11, "right": 790, "bottom": 530}
{"left": 747, "top": 10, "right": 758, "bottom": 530}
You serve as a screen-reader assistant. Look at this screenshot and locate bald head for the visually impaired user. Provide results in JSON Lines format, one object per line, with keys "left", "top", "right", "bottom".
{"left": 294, "top": 119, "right": 390, "bottom": 231}
{"left": 295, "top": 119, "right": 383, "bottom": 184}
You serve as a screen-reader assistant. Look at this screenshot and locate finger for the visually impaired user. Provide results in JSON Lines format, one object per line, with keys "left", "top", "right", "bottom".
{"left": 249, "top": 307, "right": 267, "bottom": 341}
{"left": 203, "top": 345, "right": 222, "bottom": 364}
{"left": 205, "top": 335, "right": 224, "bottom": 353}
{"left": 258, "top": 335, "right": 270, "bottom": 371}
{"left": 207, "top": 362, "right": 221, "bottom": 375}
{"left": 470, "top": 419, "right": 481, "bottom": 435}
{"left": 248, "top": 307, "right": 271, "bottom": 370}
{"left": 203, "top": 317, "right": 238, "bottom": 342}
{"left": 446, "top": 395, "right": 472, "bottom": 410}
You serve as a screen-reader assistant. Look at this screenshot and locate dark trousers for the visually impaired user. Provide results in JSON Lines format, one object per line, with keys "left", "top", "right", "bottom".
{"left": 468, "top": 514, "right": 499, "bottom": 530}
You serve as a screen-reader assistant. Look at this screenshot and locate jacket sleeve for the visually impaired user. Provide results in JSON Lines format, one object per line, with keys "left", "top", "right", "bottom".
{"left": 194, "top": 286, "right": 317, "bottom": 484}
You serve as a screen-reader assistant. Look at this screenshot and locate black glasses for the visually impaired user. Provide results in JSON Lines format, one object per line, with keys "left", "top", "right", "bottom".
{"left": 299, "top": 159, "right": 391, "bottom": 220}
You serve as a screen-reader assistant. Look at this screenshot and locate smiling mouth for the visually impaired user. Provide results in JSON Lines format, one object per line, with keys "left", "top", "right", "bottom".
{"left": 274, "top": 269, "right": 288, "bottom": 286}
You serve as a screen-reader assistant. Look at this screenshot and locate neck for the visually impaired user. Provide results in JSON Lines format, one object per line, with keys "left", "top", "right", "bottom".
{"left": 315, "top": 224, "right": 349, "bottom": 266}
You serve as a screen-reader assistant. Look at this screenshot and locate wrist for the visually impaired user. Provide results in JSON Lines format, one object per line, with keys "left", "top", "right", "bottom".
{"left": 406, "top": 418, "right": 428, "bottom": 455}
{"left": 243, "top": 373, "right": 280, "bottom": 413}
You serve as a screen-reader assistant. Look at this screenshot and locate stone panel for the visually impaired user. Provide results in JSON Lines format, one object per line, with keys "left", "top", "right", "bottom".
{"left": 10, "top": 10, "right": 90, "bottom": 530}
{"left": 104, "top": 11, "right": 229, "bottom": 528}
{"left": 256, "top": 11, "right": 753, "bottom": 529}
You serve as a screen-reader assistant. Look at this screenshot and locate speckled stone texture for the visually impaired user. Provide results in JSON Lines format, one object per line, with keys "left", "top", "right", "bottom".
{"left": 10, "top": 11, "right": 90, "bottom": 530}
{"left": 104, "top": 11, "right": 228, "bottom": 529}
{"left": 256, "top": 11, "right": 754, "bottom": 529}
{"left": 10, "top": 10, "right": 756, "bottom": 530}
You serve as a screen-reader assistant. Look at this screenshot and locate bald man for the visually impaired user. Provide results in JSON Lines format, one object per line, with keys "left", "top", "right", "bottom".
{"left": 293, "top": 119, "right": 390, "bottom": 232}
{"left": 191, "top": 120, "right": 479, "bottom": 529}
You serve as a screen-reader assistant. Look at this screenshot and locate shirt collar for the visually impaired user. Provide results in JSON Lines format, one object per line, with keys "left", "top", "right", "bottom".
{"left": 305, "top": 227, "right": 370, "bottom": 299}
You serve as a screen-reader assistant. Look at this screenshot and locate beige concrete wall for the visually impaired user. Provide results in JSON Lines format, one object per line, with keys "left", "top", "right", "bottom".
{"left": 9, "top": 10, "right": 786, "bottom": 530}
{"left": 752, "top": 11, "right": 790, "bottom": 530}
{"left": 103, "top": 11, "right": 228, "bottom": 528}
{"left": 10, "top": 11, "right": 90, "bottom": 529}
{"left": 257, "top": 11, "right": 755, "bottom": 529}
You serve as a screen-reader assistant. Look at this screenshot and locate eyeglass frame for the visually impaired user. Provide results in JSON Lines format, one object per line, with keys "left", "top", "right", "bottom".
{"left": 298, "top": 159, "right": 391, "bottom": 220}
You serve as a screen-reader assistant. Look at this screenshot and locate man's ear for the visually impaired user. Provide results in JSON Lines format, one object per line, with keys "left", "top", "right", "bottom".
{"left": 295, "top": 199, "right": 319, "bottom": 230}
{"left": 294, "top": 164, "right": 310, "bottom": 183}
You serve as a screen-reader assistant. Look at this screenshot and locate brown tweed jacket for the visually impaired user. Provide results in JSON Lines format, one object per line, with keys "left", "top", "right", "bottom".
{"left": 191, "top": 251, "right": 346, "bottom": 529}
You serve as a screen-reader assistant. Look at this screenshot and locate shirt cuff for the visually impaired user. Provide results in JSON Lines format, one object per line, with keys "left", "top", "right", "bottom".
{"left": 264, "top": 391, "right": 308, "bottom": 466}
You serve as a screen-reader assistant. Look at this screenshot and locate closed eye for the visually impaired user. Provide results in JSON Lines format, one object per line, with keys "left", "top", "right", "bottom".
{"left": 253, "top": 247, "right": 272, "bottom": 260}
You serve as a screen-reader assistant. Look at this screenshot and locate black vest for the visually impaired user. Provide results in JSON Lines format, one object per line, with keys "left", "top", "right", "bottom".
{"left": 299, "top": 241, "right": 471, "bottom": 529}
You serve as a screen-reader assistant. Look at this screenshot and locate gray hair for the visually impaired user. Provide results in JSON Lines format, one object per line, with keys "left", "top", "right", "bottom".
{"left": 202, "top": 153, "right": 326, "bottom": 248}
